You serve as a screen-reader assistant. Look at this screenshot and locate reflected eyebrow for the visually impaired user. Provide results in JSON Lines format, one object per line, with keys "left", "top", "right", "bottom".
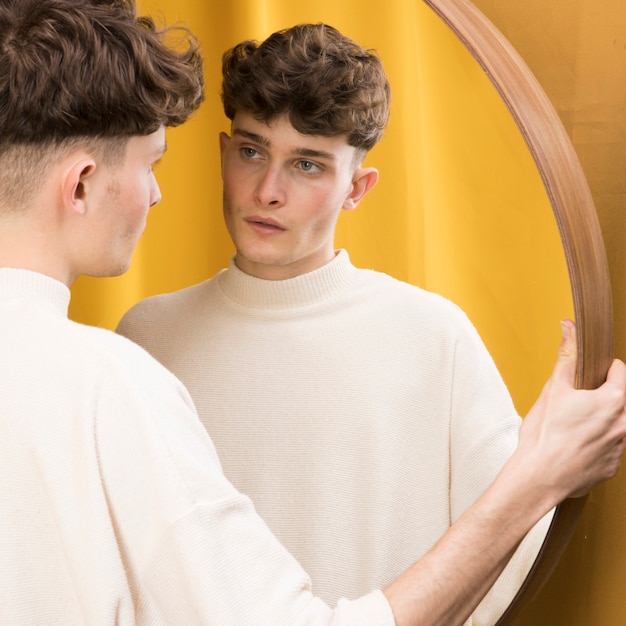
{"left": 295, "top": 147, "right": 336, "bottom": 161}
{"left": 232, "top": 128, "right": 336, "bottom": 161}
{"left": 233, "top": 128, "right": 270, "bottom": 147}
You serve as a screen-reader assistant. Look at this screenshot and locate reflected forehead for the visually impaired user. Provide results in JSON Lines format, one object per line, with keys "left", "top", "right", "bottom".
{"left": 231, "top": 116, "right": 349, "bottom": 161}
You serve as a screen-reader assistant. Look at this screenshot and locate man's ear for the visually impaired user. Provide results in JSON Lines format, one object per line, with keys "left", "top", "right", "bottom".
{"left": 62, "top": 158, "right": 97, "bottom": 216}
{"left": 343, "top": 167, "right": 379, "bottom": 211}
{"left": 219, "top": 132, "right": 231, "bottom": 179}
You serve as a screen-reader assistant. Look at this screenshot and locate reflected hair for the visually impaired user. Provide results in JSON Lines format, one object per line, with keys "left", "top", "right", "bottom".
{"left": 221, "top": 23, "right": 391, "bottom": 155}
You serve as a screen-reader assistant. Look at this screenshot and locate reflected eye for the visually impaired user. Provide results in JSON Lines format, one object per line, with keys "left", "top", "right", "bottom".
{"left": 242, "top": 147, "right": 261, "bottom": 159}
{"left": 298, "top": 160, "right": 322, "bottom": 173}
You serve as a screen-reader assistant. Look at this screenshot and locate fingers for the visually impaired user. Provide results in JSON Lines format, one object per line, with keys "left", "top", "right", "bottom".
{"left": 591, "top": 358, "right": 626, "bottom": 438}
{"left": 528, "top": 320, "right": 578, "bottom": 410}
{"left": 557, "top": 319, "right": 577, "bottom": 359}
{"left": 603, "top": 358, "right": 626, "bottom": 442}
{"left": 519, "top": 320, "right": 626, "bottom": 500}
{"left": 605, "top": 357, "right": 626, "bottom": 392}
{"left": 566, "top": 356, "right": 626, "bottom": 497}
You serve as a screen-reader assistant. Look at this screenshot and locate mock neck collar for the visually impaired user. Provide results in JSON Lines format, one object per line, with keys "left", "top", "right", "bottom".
{"left": 217, "top": 249, "right": 357, "bottom": 310}
{"left": 0, "top": 268, "right": 71, "bottom": 316}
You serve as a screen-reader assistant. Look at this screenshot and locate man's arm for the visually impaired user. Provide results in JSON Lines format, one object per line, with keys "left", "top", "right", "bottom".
{"left": 384, "top": 320, "right": 626, "bottom": 626}
{"left": 112, "top": 317, "right": 624, "bottom": 625}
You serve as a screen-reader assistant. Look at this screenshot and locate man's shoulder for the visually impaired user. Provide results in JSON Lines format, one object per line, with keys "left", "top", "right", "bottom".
{"left": 355, "top": 266, "right": 468, "bottom": 319}
{"left": 84, "top": 321, "right": 200, "bottom": 421}
{"left": 131, "top": 274, "right": 217, "bottom": 313}
{"left": 117, "top": 274, "right": 219, "bottom": 332}
{"left": 114, "top": 272, "right": 228, "bottom": 360}
{"left": 72, "top": 319, "right": 184, "bottom": 384}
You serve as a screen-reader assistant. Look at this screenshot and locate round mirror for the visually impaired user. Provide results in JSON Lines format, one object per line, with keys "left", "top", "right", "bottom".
{"left": 422, "top": 0, "right": 613, "bottom": 622}
{"left": 68, "top": 0, "right": 614, "bottom": 622}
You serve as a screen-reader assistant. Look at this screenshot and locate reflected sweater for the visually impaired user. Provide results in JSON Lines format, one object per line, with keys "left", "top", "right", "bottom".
{"left": 0, "top": 268, "right": 394, "bottom": 625}
{"left": 118, "top": 250, "right": 552, "bottom": 626}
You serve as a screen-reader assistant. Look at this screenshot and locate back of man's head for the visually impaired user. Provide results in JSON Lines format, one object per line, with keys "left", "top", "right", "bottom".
{"left": 0, "top": 0, "right": 205, "bottom": 211}
{"left": 0, "top": 0, "right": 204, "bottom": 144}
{"left": 221, "top": 23, "right": 391, "bottom": 154}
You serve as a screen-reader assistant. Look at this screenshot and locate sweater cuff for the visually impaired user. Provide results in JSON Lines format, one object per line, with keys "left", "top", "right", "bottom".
{"left": 334, "top": 589, "right": 396, "bottom": 625}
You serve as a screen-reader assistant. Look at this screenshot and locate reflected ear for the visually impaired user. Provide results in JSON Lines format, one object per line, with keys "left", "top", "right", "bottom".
{"left": 343, "top": 167, "right": 379, "bottom": 211}
{"left": 219, "top": 132, "right": 231, "bottom": 178}
{"left": 62, "top": 158, "right": 97, "bottom": 216}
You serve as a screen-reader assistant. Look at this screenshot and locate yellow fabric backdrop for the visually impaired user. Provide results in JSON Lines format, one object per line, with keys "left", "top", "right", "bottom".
{"left": 69, "top": 0, "right": 572, "bottom": 416}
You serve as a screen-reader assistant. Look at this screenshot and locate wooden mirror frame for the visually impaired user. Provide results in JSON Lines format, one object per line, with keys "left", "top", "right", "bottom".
{"left": 422, "top": 0, "right": 614, "bottom": 623}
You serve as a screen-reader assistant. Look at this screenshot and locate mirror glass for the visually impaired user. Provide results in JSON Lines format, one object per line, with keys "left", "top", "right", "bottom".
{"left": 68, "top": 0, "right": 610, "bottom": 621}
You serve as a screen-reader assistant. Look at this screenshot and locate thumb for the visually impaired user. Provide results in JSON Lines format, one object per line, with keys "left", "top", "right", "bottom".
{"left": 550, "top": 319, "right": 578, "bottom": 390}
{"left": 520, "top": 319, "right": 579, "bottom": 444}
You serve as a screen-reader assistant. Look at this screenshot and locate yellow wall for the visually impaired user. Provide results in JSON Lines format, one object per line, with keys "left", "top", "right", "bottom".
{"left": 67, "top": 1, "right": 626, "bottom": 622}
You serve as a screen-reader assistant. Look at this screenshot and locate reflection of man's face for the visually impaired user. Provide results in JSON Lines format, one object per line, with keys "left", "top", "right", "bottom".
{"left": 219, "top": 111, "right": 360, "bottom": 281}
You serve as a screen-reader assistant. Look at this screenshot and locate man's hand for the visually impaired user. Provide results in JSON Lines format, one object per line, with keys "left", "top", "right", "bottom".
{"left": 515, "top": 319, "right": 626, "bottom": 502}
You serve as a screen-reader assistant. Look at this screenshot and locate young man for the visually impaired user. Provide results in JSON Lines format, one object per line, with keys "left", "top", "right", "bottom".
{"left": 117, "top": 23, "right": 626, "bottom": 624}
{"left": 2, "top": 5, "right": 623, "bottom": 623}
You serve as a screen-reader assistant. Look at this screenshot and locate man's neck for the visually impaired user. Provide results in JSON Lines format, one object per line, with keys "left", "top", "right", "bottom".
{"left": 234, "top": 249, "right": 340, "bottom": 281}
{"left": 0, "top": 226, "right": 72, "bottom": 287}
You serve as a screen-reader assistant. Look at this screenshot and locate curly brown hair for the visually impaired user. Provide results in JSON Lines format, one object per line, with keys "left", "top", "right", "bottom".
{"left": 0, "top": 0, "right": 205, "bottom": 212}
{"left": 0, "top": 0, "right": 204, "bottom": 146}
{"left": 221, "top": 23, "right": 391, "bottom": 153}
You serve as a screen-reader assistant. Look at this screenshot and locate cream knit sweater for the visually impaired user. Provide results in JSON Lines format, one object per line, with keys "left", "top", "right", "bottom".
{"left": 118, "top": 250, "right": 552, "bottom": 626}
{"left": 1, "top": 268, "right": 394, "bottom": 625}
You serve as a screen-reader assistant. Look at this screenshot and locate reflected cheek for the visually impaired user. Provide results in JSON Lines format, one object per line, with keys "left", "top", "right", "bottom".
{"left": 223, "top": 163, "right": 258, "bottom": 203}
{"left": 222, "top": 178, "right": 240, "bottom": 209}
{"left": 222, "top": 198, "right": 241, "bottom": 243}
{"left": 222, "top": 180, "right": 245, "bottom": 220}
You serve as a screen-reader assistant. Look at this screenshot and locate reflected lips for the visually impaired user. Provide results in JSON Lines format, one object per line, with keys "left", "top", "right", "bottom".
{"left": 245, "top": 216, "right": 286, "bottom": 235}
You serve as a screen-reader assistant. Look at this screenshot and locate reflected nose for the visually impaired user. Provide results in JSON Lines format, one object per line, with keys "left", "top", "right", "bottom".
{"left": 255, "top": 167, "right": 285, "bottom": 207}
